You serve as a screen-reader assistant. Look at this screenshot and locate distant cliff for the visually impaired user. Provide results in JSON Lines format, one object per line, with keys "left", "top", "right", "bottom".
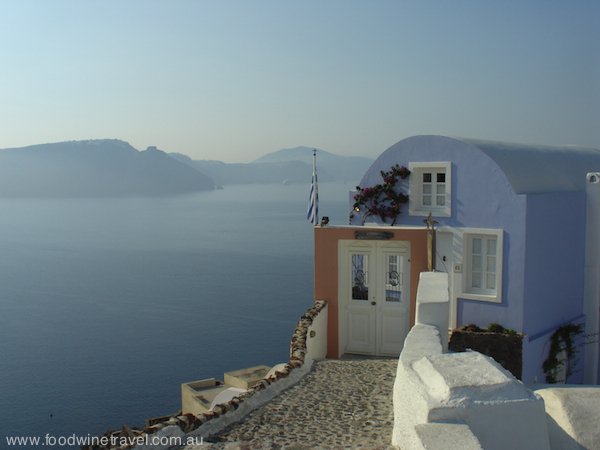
{"left": 0, "top": 139, "right": 214, "bottom": 198}
{"left": 253, "top": 146, "right": 373, "bottom": 184}
{"left": 168, "top": 154, "right": 334, "bottom": 186}
{"left": 170, "top": 146, "right": 373, "bottom": 187}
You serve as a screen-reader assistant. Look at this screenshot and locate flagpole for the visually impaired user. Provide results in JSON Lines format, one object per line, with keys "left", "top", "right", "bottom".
{"left": 307, "top": 149, "right": 318, "bottom": 226}
{"left": 313, "top": 149, "right": 318, "bottom": 226}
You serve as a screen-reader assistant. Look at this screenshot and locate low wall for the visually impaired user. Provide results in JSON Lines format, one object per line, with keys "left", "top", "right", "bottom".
{"left": 534, "top": 386, "right": 600, "bottom": 450}
{"left": 306, "top": 300, "right": 328, "bottom": 360}
{"left": 83, "top": 301, "right": 327, "bottom": 450}
{"left": 392, "top": 272, "right": 551, "bottom": 450}
{"left": 395, "top": 272, "right": 600, "bottom": 450}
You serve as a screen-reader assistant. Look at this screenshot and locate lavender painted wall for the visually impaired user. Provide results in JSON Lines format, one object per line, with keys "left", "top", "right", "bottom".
{"left": 350, "top": 135, "right": 597, "bottom": 383}
{"left": 353, "top": 136, "right": 522, "bottom": 229}
{"left": 523, "top": 191, "right": 587, "bottom": 335}
{"left": 352, "top": 136, "right": 527, "bottom": 332}
{"left": 521, "top": 192, "right": 587, "bottom": 383}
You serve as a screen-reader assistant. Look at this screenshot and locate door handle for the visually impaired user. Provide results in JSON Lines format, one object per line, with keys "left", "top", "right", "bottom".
{"left": 371, "top": 301, "right": 376, "bottom": 305}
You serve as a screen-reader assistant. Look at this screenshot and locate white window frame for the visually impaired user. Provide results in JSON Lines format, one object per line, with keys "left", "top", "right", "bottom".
{"left": 408, "top": 162, "right": 451, "bottom": 217}
{"left": 460, "top": 228, "right": 503, "bottom": 303}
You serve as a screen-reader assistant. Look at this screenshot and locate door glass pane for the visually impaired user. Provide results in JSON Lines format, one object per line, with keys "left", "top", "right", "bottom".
{"left": 352, "top": 254, "right": 368, "bottom": 300}
{"left": 386, "top": 290, "right": 401, "bottom": 302}
{"left": 386, "top": 255, "right": 401, "bottom": 302}
{"left": 388, "top": 255, "right": 398, "bottom": 279}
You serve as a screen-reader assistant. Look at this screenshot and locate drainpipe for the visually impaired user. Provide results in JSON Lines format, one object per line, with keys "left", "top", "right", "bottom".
{"left": 584, "top": 173, "right": 600, "bottom": 385}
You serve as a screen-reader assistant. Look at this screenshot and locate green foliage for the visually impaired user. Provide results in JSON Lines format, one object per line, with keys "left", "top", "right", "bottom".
{"left": 542, "top": 323, "right": 584, "bottom": 384}
{"left": 487, "top": 322, "right": 505, "bottom": 333}
{"left": 465, "top": 323, "right": 481, "bottom": 332}
{"left": 463, "top": 322, "right": 517, "bottom": 335}
{"left": 350, "top": 164, "right": 410, "bottom": 225}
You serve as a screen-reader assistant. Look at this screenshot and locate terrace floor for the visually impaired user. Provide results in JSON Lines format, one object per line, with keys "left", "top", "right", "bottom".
{"left": 181, "top": 358, "right": 399, "bottom": 449}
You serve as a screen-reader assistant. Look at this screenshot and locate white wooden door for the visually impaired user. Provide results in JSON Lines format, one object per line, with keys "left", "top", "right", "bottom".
{"left": 378, "top": 244, "right": 410, "bottom": 355}
{"left": 340, "top": 240, "right": 410, "bottom": 357}
{"left": 345, "top": 243, "right": 377, "bottom": 355}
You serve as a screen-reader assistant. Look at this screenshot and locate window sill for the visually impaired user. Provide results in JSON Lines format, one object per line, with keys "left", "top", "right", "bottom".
{"left": 459, "top": 293, "right": 502, "bottom": 303}
{"left": 409, "top": 206, "right": 451, "bottom": 218}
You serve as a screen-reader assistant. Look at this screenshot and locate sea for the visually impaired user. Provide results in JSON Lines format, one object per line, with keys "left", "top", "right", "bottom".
{"left": 0, "top": 182, "right": 351, "bottom": 449}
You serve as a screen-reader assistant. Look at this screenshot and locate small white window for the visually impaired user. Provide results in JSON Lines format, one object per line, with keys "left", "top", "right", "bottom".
{"left": 460, "top": 229, "right": 503, "bottom": 303}
{"left": 469, "top": 236, "right": 497, "bottom": 292}
{"left": 409, "top": 162, "right": 451, "bottom": 217}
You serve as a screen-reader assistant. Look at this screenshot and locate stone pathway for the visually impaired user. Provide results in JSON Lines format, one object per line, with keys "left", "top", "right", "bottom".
{"left": 181, "top": 358, "right": 398, "bottom": 450}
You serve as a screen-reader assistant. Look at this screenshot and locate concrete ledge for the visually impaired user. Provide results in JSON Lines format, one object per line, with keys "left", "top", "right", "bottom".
{"left": 415, "top": 272, "right": 449, "bottom": 352}
{"left": 534, "top": 386, "right": 600, "bottom": 450}
{"left": 181, "top": 379, "right": 228, "bottom": 416}
{"left": 400, "top": 323, "right": 443, "bottom": 369}
{"left": 224, "top": 365, "right": 270, "bottom": 389}
{"left": 415, "top": 423, "right": 483, "bottom": 450}
{"left": 393, "top": 272, "right": 550, "bottom": 450}
{"left": 413, "top": 351, "right": 531, "bottom": 404}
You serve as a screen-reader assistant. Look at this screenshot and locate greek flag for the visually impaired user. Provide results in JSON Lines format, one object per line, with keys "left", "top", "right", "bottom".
{"left": 307, "top": 149, "right": 318, "bottom": 225}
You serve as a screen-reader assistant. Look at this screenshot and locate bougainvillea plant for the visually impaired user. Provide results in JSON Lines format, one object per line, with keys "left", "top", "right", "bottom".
{"left": 349, "top": 164, "right": 410, "bottom": 225}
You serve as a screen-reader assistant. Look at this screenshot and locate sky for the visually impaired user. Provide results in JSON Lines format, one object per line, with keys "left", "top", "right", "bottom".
{"left": 0, "top": 0, "right": 598, "bottom": 163}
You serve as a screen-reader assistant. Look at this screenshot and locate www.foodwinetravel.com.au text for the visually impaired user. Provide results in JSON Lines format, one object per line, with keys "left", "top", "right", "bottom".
{"left": 6, "top": 433, "right": 204, "bottom": 447}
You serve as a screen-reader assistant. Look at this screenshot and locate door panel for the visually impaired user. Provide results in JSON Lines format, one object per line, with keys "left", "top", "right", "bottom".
{"left": 346, "top": 250, "right": 377, "bottom": 354}
{"left": 347, "top": 304, "right": 376, "bottom": 354}
{"left": 378, "top": 248, "right": 409, "bottom": 355}
{"left": 379, "top": 305, "right": 409, "bottom": 355}
{"left": 340, "top": 240, "right": 410, "bottom": 357}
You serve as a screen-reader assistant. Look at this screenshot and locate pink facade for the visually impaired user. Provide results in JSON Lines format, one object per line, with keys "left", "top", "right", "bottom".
{"left": 314, "top": 226, "right": 428, "bottom": 358}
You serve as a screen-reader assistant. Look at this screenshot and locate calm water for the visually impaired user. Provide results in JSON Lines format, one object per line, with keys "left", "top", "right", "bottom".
{"left": 0, "top": 182, "right": 350, "bottom": 448}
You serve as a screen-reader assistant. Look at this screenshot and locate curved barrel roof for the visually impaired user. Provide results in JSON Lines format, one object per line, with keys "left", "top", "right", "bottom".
{"left": 453, "top": 137, "right": 600, "bottom": 194}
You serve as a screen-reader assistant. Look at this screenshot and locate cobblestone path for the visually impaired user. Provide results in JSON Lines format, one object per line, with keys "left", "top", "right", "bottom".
{"left": 182, "top": 358, "right": 398, "bottom": 450}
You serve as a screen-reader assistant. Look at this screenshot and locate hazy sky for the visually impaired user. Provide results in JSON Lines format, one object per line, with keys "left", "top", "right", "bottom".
{"left": 1, "top": 0, "right": 598, "bottom": 162}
